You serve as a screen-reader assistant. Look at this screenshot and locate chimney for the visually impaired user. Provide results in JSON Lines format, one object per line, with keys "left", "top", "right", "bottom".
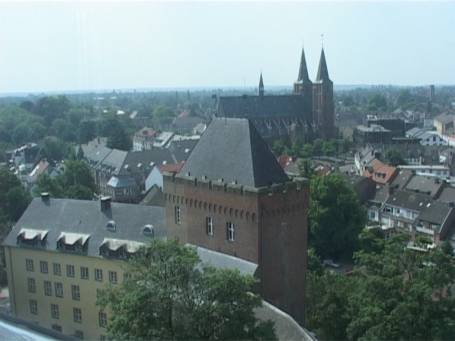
{"left": 41, "top": 192, "right": 50, "bottom": 202}
{"left": 100, "top": 196, "right": 112, "bottom": 211}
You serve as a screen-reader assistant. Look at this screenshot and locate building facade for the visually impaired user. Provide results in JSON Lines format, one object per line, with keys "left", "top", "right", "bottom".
{"left": 216, "top": 48, "right": 336, "bottom": 141}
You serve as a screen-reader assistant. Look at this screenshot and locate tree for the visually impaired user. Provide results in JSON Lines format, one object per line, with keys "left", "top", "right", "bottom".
{"left": 103, "top": 118, "right": 132, "bottom": 151}
{"left": 42, "top": 136, "right": 69, "bottom": 161}
{"left": 78, "top": 120, "right": 97, "bottom": 144}
{"left": 368, "top": 94, "right": 387, "bottom": 111}
{"left": 306, "top": 234, "right": 455, "bottom": 341}
{"left": 34, "top": 95, "right": 70, "bottom": 124}
{"left": 347, "top": 235, "right": 455, "bottom": 340}
{"left": 309, "top": 174, "right": 366, "bottom": 260}
{"left": 34, "top": 160, "right": 95, "bottom": 200}
{"left": 0, "top": 168, "right": 31, "bottom": 223}
{"left": 386, "top": 148, "right": 406, "bottom": 166}
{"left": 97, "top": 240, "right": 276, "bottom": 340}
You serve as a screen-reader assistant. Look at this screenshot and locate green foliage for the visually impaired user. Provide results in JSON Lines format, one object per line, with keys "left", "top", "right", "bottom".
{"left": 42, "top": 136, "right": 69, "bottom": 162}
{"left": 297, "top": 158, "right": 313, "bottom": 179}
{"left": 309, "top": 174, "right": 366, "bottom": 260}
{"left": 385, "top": 148, "right": 406, "bottom": 166}
{"left": 152, "top": 105, "right": 176, "bottom": 127}
{"left": 97, "top": 240, "right": 276, "bottom": 341}
{"left": 34, "top": 95, "right": 70, "bottom": 124}
{"left": 368, "top": 94, "right": 388, "bottom": 111}
{"left": 103, "top": 118, "right": 132, "bottom": 151}
{"left": 34, "top": 160, "right": 96, "bottom": 200}
{"left": 306, "top": 234, "right": 455, "bottom": 341}
{"left": 78, "top": 120, "right": 97, "bottom": 144}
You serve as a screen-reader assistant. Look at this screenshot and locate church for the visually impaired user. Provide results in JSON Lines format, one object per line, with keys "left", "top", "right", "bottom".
{"left": 216, "top": 47, "right": 336, "bottom": 141}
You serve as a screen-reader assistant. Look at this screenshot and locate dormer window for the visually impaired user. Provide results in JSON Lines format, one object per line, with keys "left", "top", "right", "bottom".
{"left": 16, "top": 228, "right": 48, "bottom": 248}
{"left": 106, "top": 220, "right": 116, "bottom": 232}
{"left": 142, "top": 225, "right": 154, "bottom": 237}
{"left": 56, "top": 232, "right": 90, "bottom": 254}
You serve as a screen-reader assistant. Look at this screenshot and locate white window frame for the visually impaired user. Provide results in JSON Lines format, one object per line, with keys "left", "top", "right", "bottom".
{"left": 206, "top": 216, "right": 214, "bottom": 236}
{"left": 44, "top": 280, "right": 52, "bottom": 296}
{"left": 29, "top": 299, "right": 38, "bottom": 315}
{"left": 80, "top": 266, "right": 89, "bottom": 280}
{"left": 66, "top": 265, "right": 75, "bottom": 278}
{"left": 53, "top": 263, "right": 61, "bottom": 276}
{"left": 109, "top": 271, "right": 118, "bottom": 284}
{"left": 27, "top": 278, "right": 36, "bottom": 293}
{"left": 73, "top": 307, "right": 82, "bottom": 323}
{"left": 71, "top": 285, "right": 80, "bottom": 301}
{"left": 226, "top": 222, "right": 235, "bottom": 242}
{"left": 40, "top": 261, "right": 48, "bottom": 274}
{"left": 99, "top": 310, "right": 108, "bottom": 328}
{"left": 54, "top": 282, "right": 64, "bottom": 298}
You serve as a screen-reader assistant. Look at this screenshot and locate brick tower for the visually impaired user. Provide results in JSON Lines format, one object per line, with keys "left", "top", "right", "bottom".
{"left": 163, "top": 118, "right": 309, "bottom": 324}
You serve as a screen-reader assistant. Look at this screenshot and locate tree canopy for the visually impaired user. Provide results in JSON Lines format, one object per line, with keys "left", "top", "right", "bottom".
{"left": 97, "top": 240, "right": 276, "bottom": 341}
{"left": 34, "top": 160, "right": 96, "bottom": 200}
{"left": 306, "top": 233, "right": 455, "bottom": 341}
{"left": 309, "top": 174, "right": 366, "bottom": 260}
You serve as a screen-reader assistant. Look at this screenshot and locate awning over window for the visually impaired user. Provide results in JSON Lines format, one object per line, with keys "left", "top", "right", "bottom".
{"left": 18, "top": 228, "right": 48, "bottom": 241}
{"left": 57, "top": 232, "right": 90, "bottom": 246}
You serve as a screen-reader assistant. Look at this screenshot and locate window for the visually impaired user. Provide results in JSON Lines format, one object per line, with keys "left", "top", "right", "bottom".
{"left": 26, "top": 259, "right": 34, "bottom": 272}
{"left": 226, "top": 222, "right": 235, "bottom": 242}
{"left": 206, "top": 216, "right": 214, "bottom": 236}
{"left": 51, "top": 304, "right": 59, "bottom": 319}
{"left": 53, "top": 263, "right": 61, "bottom": 276}
{"left": 54, "top": 282, "right": 63, "bottom": 298}
{"left": 95, "top": 268, "right": 103, "bottom": 282}
{"left": 71, "top": 285, "right": 80, "bottom": 301}
{"left": 66, "top": 264, "right": 75, "bottom": 278}
{"left": 109, "top": 271, "right": 117, "bottom": 284}
{"left": 80, "top": 266, "right": 89, "bottom": 280}
{"left": 29, "top": 299, "right": 37, "bottom": 315}
{"left": 100, "top": 335, "right": 107, "bottom": 341}
{"left": 74, "top": 330, "right": 84, "bottom": 339}
{"left": 40, "top": 261, "right": 48, "bottom": 274}
{"left": 27, "top": 278, "right": 36, "bottom": 293}
{"left": 51, "top": 324, "right": 62, "bottom": 332}
{"left": 44, "top": 280, "right": 52, "bottom": 296}
{"left": 73, "top": 307, "right": 82, "bottom": 323}
{"left": 99, "top": 310, "right": 107, "bottom": 328}
{"left": 174, "top": 205, "right": 181, "bottom": 225}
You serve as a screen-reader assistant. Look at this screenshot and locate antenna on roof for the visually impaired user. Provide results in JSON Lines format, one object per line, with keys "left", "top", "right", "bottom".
{"left": 321, "top": 33, "right": 324, "bottom": 48}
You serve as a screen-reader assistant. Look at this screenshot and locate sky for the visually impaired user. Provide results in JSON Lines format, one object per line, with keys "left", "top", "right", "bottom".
{"left": 0, "top": 1, "right": 454, "bottom": 93}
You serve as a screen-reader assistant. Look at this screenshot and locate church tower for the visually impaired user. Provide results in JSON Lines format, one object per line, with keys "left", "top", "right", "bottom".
{"left": 258, "top": 73, "right": 264, "bottom": 97}
{"left": 294, "top": 47, "right": 313, "bottom": 134}
{"left": 313, "top": 48, "right": 335, "bottom": 139}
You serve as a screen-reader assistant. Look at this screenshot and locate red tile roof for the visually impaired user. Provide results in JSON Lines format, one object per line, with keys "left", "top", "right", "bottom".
{"left": 363, "top": 159, "right": 398, "bottom": 185}
{"left": 159, "top": 161, "right": 185, "bottom": 174}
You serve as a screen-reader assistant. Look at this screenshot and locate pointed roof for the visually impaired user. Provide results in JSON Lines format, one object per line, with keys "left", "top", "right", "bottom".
{"left": 259, "top": 73, "right": 264, "bottom": 89}
{"left": 297, "top": 47, "right": 310, "bottom": 82}
{"left": 180, "top": 118, "right": 289, "bottom": 188}
{"left": 316, "top": 48, "right": 330, "bottom": 81}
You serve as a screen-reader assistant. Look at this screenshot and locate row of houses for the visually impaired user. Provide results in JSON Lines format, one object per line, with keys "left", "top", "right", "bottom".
{"left": 78, "top": 136, "right": 197, "bottom": 203}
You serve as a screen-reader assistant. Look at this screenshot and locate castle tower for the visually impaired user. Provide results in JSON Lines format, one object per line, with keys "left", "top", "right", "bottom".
{"left": 163, "top": 118, "right": 308, "bottom": 324}
{"left": 313, "top": 48, "right": 335, "bottom": 139}
{"left": 259, "top": 73, "right": 264, "bottom": 97}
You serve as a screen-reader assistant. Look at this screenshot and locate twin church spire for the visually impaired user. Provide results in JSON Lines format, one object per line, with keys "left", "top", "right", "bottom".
{"left": 259, "top": 46, "right": 330, "bottom": 95}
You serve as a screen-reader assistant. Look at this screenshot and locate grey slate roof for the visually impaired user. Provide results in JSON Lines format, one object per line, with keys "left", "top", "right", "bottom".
{"left": 119, "top": 149, "right": 176, "bottom": 176}
{"left": 405, "top": 175, "right": 444, "bottom": 198}
{"left": 418, "top": 201, "right": 452, "bottom": 226}
{"left": 437, "top": 186, "right": 455, "bottom": 204}
{"left": 385, "top": 190, "right": 432, "bottom": 211}
{"left": 217, "top": 94, "right": 307, "bottom": 119}
{"left": 3, "top": 198, "right": 167, "bottom": 257}
{"left": 180, "top": 118, "right": 289, "bottom": 188}
{"left": 390, "top": 170, "right": 413, "bottom": 190}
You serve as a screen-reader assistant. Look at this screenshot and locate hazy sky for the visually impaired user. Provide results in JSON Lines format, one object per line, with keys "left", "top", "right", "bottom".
{"left": 0, "top": 1, "right": 454, "bottom": 93}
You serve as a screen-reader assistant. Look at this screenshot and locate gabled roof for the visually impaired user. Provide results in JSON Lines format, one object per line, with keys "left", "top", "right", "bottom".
{"left": 363, "top": 159, "right": 397, "bottom": 185}
{"left": 405, "top": 175, "right": 444, "bottom": 198}
{"left": 3, "top": 198, "right": 166, "bottom": 257}
{"left": 385, "top": 190, "right": 432, "bottom": 212}
{"left": 180, "top": 118, "right": 289, "bottom": 188}
{"left": 437, "top": 186, "right": 455, "bottom": 204}
{"left": 390, "top": 169, "right": 413, "bottom": 190}
{"left": 417, "top": 201, "right": 452, "bottom": 227}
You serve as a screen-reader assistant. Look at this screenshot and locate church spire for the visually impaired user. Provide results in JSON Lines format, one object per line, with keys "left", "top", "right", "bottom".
{"left": 316, "top": 48, "right": 330, "bottom": 82}
{"left": 297, "top": 47, "right": 310, "bottom": 82}
{"left": 258, "top": 73, "right": 264, "bottom": 96}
